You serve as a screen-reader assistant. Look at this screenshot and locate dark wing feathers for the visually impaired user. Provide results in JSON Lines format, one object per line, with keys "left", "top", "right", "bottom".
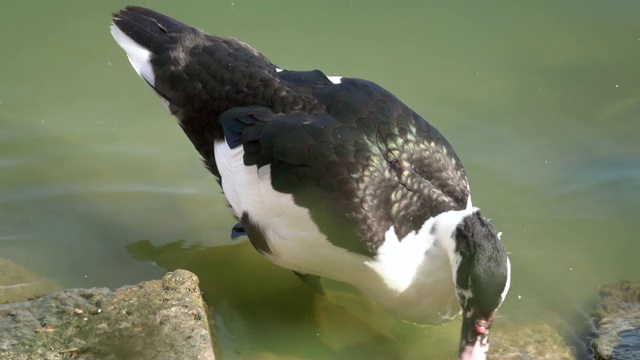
{"left": 220, "top": 78, "right": 469, "bottom": 255}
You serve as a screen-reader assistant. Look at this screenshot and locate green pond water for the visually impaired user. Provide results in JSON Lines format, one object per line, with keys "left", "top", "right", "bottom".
{"left": 1, "top": 1, "right": 639, "bottom": 359}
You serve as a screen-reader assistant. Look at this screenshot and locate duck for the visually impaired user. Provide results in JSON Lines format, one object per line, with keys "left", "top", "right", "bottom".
{"left": 110, "top": 6, "right": 511, "bottom": 359}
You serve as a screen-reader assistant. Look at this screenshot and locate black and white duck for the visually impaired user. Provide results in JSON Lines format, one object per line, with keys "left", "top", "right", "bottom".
{"left": 110, "top": 6, "right": 511, "bottom": 359}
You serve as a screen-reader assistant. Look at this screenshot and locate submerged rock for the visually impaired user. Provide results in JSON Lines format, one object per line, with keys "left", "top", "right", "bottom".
{"left": 0, "top": 258, "right": 62, "bottom": 304}
{"left": 591, "top": 280, "right": 640, "bottom": 360}
{"left": 0, "top": 269, "right": 215, "bottom": 360}
{"left": 490, "top": 320, "right": 575, "bottom": 360}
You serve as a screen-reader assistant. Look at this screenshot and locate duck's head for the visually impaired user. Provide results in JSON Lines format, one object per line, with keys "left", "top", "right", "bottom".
{"left": 437, "top": 209, "right": 511, "bottom": 359}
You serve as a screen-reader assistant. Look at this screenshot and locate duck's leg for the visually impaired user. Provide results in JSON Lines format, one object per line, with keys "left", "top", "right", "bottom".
{"left": 293, "top": 271, "right": 324, "bottom": 294}
{"left": 230, "top": 221, "right": 246, "bottom": 240}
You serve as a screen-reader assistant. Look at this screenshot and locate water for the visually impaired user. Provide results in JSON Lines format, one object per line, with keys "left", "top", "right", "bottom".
{"left": 2, "top": 0, "right": 639, "bottom": 358}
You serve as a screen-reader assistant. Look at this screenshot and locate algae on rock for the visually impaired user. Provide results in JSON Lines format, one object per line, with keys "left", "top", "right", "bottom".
{"left": 0, "top": 269, "right": 215, "bottom": 360}
{"left": 591, "top": 280, "right": 640, "bottom": 360}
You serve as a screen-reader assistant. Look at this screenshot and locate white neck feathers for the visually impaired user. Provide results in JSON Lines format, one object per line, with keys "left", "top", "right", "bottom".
{"left": 433, "top": 207, "right": 479, "bottom": 282}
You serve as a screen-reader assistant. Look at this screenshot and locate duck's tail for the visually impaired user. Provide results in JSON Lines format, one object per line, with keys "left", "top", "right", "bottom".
{"left": 110, "top": 6, "right": 273, "bottom": 166}
{"left": 110, "top": 6, "right": 190, "bottom": 88}
{"left": 110, "top": 7, "right": 320, "bottom": 174}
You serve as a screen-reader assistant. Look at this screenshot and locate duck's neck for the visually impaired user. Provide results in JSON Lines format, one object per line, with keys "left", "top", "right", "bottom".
{"left": 431, "top": 207, "right": 479, "bottom": 287}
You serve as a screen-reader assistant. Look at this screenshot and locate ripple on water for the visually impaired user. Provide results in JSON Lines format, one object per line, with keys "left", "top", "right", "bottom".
{"left": 0, "top": 156, "right": 34, "bottom": 169}
{"left": 0, "top": 184, "right": 203, "bottom": 204}
{"left": 556, "top": 152, "right": 640, "bottom": 210}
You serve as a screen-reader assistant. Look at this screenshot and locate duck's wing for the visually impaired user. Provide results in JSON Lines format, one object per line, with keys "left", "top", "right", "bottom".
{"left": 221, "top": 76, "right": 469, "bottom": 256}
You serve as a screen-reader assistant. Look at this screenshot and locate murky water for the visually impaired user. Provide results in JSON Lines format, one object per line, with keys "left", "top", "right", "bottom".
{"left": 2, "top": 1, "right": 639, "bottom": 359}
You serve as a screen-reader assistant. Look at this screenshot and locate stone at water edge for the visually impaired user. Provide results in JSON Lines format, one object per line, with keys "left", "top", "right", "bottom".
{"left": 0, "top": 269, "right": 215, "bottom": 360}
{"left": 591, "top": 280, "right": 640, "bottom": 360}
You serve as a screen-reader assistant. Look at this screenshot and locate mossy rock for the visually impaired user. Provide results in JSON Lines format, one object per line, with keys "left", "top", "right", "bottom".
{"left": 0, "top": 270, "right": 215, "bottom": 360}
{"left": 490, "top": 320, "right": 575, "bottom": 360}
{"left": 591, "top": 280, "right": 640, "bottom": 360}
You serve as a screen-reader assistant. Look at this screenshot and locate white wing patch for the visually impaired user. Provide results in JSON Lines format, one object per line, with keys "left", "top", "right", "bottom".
{"left": 327, "top": 75, "right": 343, "bottom": 84}
{"left": 110, "top": 24, "right": 156, "bottom": 86}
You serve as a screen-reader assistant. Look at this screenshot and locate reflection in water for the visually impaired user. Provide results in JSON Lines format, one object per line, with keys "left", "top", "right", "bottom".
{"left": 126, "top": 239, "right": 462, "bottom": 359}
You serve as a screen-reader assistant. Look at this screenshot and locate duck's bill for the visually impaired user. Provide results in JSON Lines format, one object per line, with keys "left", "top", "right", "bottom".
{"left": 459, "top": 336, "right": 489, "bottom": 360}
{"left": 459, "top": 313, "right": 491, "bottom": 360}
